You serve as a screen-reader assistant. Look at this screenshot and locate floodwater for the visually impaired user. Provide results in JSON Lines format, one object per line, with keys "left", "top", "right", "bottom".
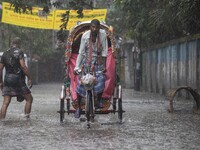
{"left": 0, "top": 83, "right": 200, "bottom": 150}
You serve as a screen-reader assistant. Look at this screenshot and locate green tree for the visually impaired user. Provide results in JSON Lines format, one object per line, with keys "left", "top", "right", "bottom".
{"left": 0, "top": 23, "right": 54, "bottom": 58}
{"left": 113, "top": 0, "right": 200, "bottom": 49}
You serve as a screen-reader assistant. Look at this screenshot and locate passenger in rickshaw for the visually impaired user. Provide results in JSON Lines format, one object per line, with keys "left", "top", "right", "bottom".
{"left": 73, "top": 19, "right": 108, "bottom": 118}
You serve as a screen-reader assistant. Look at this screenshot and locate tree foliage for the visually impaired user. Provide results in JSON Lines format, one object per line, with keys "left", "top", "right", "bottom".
{"left": 4, "top": 0, "right": 93, "bottom": 17}
{"left": 2, "top": 0, "right": 200, "bottom": 51}
{"left": 0, "top": 23, "right": 54, "bottom": 59}
{"left": 113, "top": 0, "right": 200, "bottom": 49}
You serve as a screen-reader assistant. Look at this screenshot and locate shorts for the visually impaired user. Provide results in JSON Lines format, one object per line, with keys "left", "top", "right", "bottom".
{"left": 2, "top": 74, "right": 31, "bottom": 97}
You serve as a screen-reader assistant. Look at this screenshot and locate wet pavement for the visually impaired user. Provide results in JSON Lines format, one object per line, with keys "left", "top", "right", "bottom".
{"left": 0, "top": 83, "right": 200, "bottom": 150}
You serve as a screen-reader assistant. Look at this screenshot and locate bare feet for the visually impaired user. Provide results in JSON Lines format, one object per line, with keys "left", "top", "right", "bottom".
{"left": 0, "top": 112, "right": 5, "bottom": 120}
{"left": 24, "top": 114, "right": 30, "bottom": 120}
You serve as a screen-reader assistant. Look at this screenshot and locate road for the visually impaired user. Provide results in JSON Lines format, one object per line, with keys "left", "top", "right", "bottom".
{"left": 0, "top": 83, "right": 200, "bottom": 150}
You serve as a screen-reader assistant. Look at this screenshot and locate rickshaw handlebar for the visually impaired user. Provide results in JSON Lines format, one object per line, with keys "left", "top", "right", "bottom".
{"left": 74, "top": 65, "right": 106, "bottom": 75}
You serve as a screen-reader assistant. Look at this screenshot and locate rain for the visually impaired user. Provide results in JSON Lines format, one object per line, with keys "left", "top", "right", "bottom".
{"left": 0, "top": 1, "right": 200, "bottom": 150}
{"left": 0, "top": 83, "right": 199, "bottom": 150}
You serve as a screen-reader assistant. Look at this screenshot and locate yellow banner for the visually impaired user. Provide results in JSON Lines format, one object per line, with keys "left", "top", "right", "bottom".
{"left": 2, "top": 2, "right": 107, "bottom": 30}
{"left": 2, "top": 2, "right": 55, "bottom": 29}
{"left": 54, "top": 9, "right": 107, "bottom": 30}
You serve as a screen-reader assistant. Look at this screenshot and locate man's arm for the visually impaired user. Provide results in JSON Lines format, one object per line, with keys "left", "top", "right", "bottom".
{"left": 19, "top": 58, "right": 32, "bottom": 88}
{"left": 75, "top": 54, "right": 84, "bottom": 72}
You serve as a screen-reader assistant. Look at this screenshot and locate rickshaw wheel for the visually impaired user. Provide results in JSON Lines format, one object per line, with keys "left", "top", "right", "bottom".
{"left": 118, "top": 98, "right": 123, "bottom": 123}
{"left": 85, "top": 91, "right": 93, "bottom": 123}
{"left": 60, "top": 98, "right": 65, "bottom": 122}
{"left": 117, "top": 85, "right": 123, "bottom": 123}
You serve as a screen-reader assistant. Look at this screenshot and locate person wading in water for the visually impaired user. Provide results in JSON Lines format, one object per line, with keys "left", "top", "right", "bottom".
{"left": 0, "top": 37, "right": 33, "bottom": 119}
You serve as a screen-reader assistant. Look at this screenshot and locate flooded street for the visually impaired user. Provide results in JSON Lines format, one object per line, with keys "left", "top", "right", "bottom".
{"left": 0, "top": 83, "right": 200, "bottom": 150}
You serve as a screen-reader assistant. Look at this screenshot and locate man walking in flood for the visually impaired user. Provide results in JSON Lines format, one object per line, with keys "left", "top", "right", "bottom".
{"left": 0, "top": 37, "right": 33, "bottom": 119}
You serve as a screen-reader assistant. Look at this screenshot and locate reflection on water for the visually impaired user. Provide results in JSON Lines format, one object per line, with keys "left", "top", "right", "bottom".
{"left": 0, "top": 83, "right": 200, "bottom": 150}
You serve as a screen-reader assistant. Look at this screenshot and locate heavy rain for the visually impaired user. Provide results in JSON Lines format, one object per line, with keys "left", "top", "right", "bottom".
{"left": 0, "top": 0, "right": 200, "bottom": 150}
{"left": 0, "top": 83, "right": 200, "bottom": 150}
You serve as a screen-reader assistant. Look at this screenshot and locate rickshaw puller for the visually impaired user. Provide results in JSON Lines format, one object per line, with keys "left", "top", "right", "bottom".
{"left": 74, "top": 19, "right": 108, "bottom": 118}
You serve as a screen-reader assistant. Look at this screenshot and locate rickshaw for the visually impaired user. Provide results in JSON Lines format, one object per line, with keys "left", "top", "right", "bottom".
{"left": 58, "top": 20, "right": 124, "bottom": 128}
